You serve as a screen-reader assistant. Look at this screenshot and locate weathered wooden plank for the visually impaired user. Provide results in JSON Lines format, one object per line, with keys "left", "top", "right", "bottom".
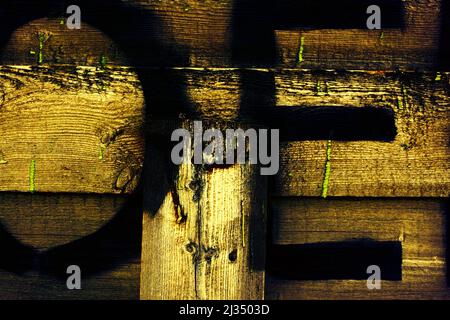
{"left": 145, "top": 68, "right": 450, "bottom": 197}
{"left": 276, "top": 136, "right": 450, "bottom": 197}
{"left": 271, "top": 198, "right": 404, "bottom": 244}
{"left": 270, "top": 198, "right": 444, "bottom": 248}
{"left": 0, "top": 193, "right": 126, "bottom": 250}
{"left": 275, "top": 0, "right": 444, "bottom": 70}
{"left": 0, "top": 191, "right": 142, "bottom": 299}
{"left": 1, "top": 18, "right": 127, "bottom": 67}
{"left": 140, "top": 120, "right": 267, "bottom": 300}
{"left": 0, "top": 260, "right": 140, "bottom": 300}
{"left": 1, "top": 67, "right": 448, "bottom": 196}
{"left": 273, "top": 70, "right": 450, "bottom": 197}
{"left": 0, "top": 0, "right": 446, "bottom": 70}
{"left": 266, "top": 277, "right": 450, "bottom": 299}
{"left": 132, "top": 0, "right": 446, "bottom": 70}
{"left": 0, "top": 65, "right": 144, "bottom": 194}
{"left": 266, "top": 198, "right": 450, "bottom": 299}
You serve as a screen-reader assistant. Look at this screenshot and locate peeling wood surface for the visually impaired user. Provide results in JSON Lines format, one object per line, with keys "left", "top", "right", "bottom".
{"left": 140, "top": 121, "right": 267, "bottom": 300}
{"left": 266, "top": 198, "right": 450, "bottom": 299}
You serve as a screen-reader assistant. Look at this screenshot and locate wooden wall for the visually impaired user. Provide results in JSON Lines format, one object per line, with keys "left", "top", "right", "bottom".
{"left": 0, "top": 0, "right": 449, "bottom": 299}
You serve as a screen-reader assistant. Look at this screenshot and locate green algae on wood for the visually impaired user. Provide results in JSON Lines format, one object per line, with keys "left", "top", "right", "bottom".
{"left": 29, "top": 159, "right": 36, "bottom": 193}
{"left": 297, "top": 36, "right": 305, "bottom": 65}
{"left": 99, "top": 143, "right": 107, "bottom": 160}
{"left": 99, "top": 55, "right": 108, "bottom": 69}
{"left": 29, "top": 32, "right": 52, "bottom": 64}
{"left": 321, "top": 139, "right": 332, "bottom": 198}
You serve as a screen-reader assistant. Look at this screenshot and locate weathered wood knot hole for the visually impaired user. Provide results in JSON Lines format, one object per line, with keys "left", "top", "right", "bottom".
{"left": 228, "top": 249, "right": 238, "bottom": 262}
{"left": 203, "top": 247, "right": 219, "bottom": 263}
{"left": 185, "top": 242, "right": 197, "bottom": 254}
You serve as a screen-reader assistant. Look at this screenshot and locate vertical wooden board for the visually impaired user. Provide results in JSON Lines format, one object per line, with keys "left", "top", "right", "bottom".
{"left": 196, "top": 166, "right": 266, "bottom": 299}
{"left": 140, "top": 162, "right": 199, "bottom": 300}
{"left": 140, "top": 121, "right": 267, "bottom": 300}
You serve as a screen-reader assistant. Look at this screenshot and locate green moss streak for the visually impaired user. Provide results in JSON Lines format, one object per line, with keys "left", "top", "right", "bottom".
{"left": 99, "top": 144, "right": 106, "bottom": 160}
{"left": 321, "top": 139, "right": 332, "bottom": 199}
{"left": 297, "top": 36, "right": 305, "bottom": 64}
{"left": 38, "top": 33, "right": 46, "bottom": 64}
{"left": 396, "top": 82, "right": 408, "bottom": 110}
{"left": 99, "top": 55, "right": 108, "bottom": 69}
{"left": 30, "top": 33, "right": 51, "bottom": 64}
{"left": 397, "top": 97, "right": 403, "bottom": 110}
{"left": 29, "top": 160, "right": 36, "bottom": 193}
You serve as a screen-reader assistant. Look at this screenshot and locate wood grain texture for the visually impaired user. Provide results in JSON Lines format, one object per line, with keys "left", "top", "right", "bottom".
{"left": 266, "top": 198, "right": 450, "bottom": 299}
{"left": 148, "top": 68, "right": 450, "bottom": 197}
{"left": 273, "top": 70, "right": 450, "bottom": 197}
{"left": 0, "top": 192, "right": 141, "bottom": 299}
{"left": 1, "top": 67, "right": 448, "bottom": 196}
{"left": 119, "top": 0, "right": 447, "bottom": 70}
{"left": 276, "top": 0, "right": 444, "bottom": 70}
{"left": 1, "top": 18, "right": 128, "bottom": 67}
{"left": 0, "top": 65, "right": 144, "bottom": 194}
{"left": 0, "top": 0, "right": 445, "bottom": 70}
{"left": 0, "top": 260, "right": 140, "bottom": 300}
{"left": 0, "top": 193, "right": 126, "bottom": 250}
{"left": 140, "top": 120, "right": 267, "bottom": 300}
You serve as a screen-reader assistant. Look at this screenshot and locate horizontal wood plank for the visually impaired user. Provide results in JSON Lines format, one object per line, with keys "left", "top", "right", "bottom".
{"left": 273, "top": 70, "right": 450, "bottom": 197}
{"left": 0, "top": 192, "right": 142, "bottom": 299}
{"left": 275, "top": 0, "right": 443, "bottom": 70}
{"left": 144, "top": 68, "right": 450, "bottom": 197}
{"left": 0, "top": 0, "right": 446, "bottom": 70}
{"left": 0, "top": 193, "right": 127, "bottom": 250}
{"left": 266, "top": 198, "right": 450, "bottom": 299}
{"left": 0, "top": 65, "right": 144, "bottom": 194}
{"left": 0, "top": 260, "right": 140, "bottom": 299}
{"left": 0, "top": 67, "right": 448, "bottom": 196}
